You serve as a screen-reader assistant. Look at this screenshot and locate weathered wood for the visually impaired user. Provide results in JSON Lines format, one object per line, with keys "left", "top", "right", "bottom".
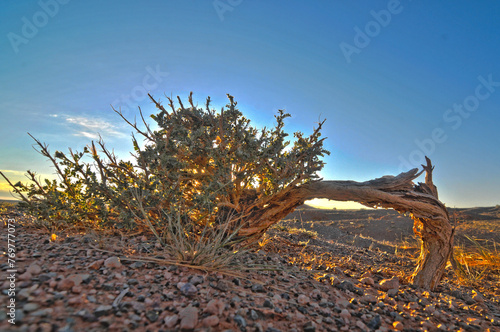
{"left": 239, "top": 159, "right": 453, "bottom": 290}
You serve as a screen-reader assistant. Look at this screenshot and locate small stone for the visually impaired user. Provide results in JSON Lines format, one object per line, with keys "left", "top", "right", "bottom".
{"left": 251, "top": 284, "right": 265, "bottom": 293}
{"left": 234, "top": 314, "right": 246, "bottom": 328}
{"left": 75, "top": 309, "right": 95, "bottom": 322}
{"left": 71, "top": 285, "right": 82, "bottom": 294}
{"left": 26, "top": 264, "right": 42, "bottom": 275}
{"left": 472, "top": 290, "right": 485, "bottom": 303}
{"left": 213, "top": 280, "right": 229, "bottom": 291}
{"left": 94, "top": 305, "right": 113, "bottom": 317}
{"left": 190, "top": 275, "right": 204, "bottom": 286}
{"left": 177, "top": 282, "right": 198, "bottom": 297}
{"left": 104, "top": 256, "right": 122, "bottom": 269}
{"left": 387, "top": 288, "right": 399, "bottom": 297}
{"left": 164, "top": 314, "right": 179, "bottom": 328}
{"left": 360, "top": 277, "right": 375, "bottom": 286}
{"left": 179, "top": 306, "right": 198, "bottom": 330}
{"left": 393, "top": 321, "right": 404, "bottom": 331}
{"left": 425, "top": 304, "right": 436, "bottom": 314}
{"left": 303, "top": 321, "right": 316, "bottom": 332}
{"left": 263, "top": 299, "right": 274, "bottom": 308}
{"left": 340, "top": 309, "right": 351, "bottom": 323}
{"left": 295, "top": 311, "right": 306, "bottom": 320}
{"left": 31, "top": 308, "right": 53, "bottom": 317}
{"left": 18, "top": 272, "right": 32, "bottom": 281}
{"left": 67, "top": 273, "right": 91, "bottom": 286}
{"left": 146, "top": 310, "right": 159, "bottom": 322}
{"left": 356, "top": 320, "right": 368, "bottom": 331}
{"left": 68, "top": 295, "right": 85, "bottom": 305}
{"left": 130, "top": 262, "right": 144, "bottom": 269}
{"left": 361, "top": 294, "right": 377, "bottom": 304}
{"left": 337, "top": 280, "right": 363, "bottom": 294}
{"left": 367, "top": 315, "right": 381, "bottom": 329}
{"left": 38, "top": 322, "right": 53, "bottom": 332}
{"left": 39, "top": 272, "right": 57, "bottom": 282}
{"left": 202, "top": 315, "right": 219, "bottom": 327}
{"left": 23, "top": 303, "right": 40, "bottom": 312}
{"left": 15, "top": 309, "right": 25, "bottom": 321}
{"left": 88, "top": 260, "right": 103, "bottom": 270}
{"left": 127, "top": 278, "right": 139, "bottom": 285}
{"left": 379, "top": 277, "right": 399, "bottom": 291}
{"left": 297, "top": 294, "right": 310, "bottom": 305}
{"left": 406, "top": 302, "right": 419, "bottom": 310}
{"left": 249, "top": 309, "right": 260, "bottom": 321}
{"left": 437, "top": 323, "right": 447, "bottom": 330}
{"left": 130, "top": 314, "right": 142, "bottom": 322}
{"left": 57, "top": 278, "right": 75, "bottom": 291}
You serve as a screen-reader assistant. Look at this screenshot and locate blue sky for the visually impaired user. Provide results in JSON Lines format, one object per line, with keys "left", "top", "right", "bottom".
{"left": 1, "top": 0, "right": 499, "bottom": 208}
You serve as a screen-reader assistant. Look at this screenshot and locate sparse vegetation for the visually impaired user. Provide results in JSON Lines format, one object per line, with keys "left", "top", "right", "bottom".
{"left": 0, "top": 93, "right": 328, "bottom": 267}
{"left": 453, "top": 236, "right": 500, "bottom": 285}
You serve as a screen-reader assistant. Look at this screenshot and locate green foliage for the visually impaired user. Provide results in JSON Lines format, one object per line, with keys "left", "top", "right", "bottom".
{"left": 1, "top": 93, "right": 329, "bottom": 258}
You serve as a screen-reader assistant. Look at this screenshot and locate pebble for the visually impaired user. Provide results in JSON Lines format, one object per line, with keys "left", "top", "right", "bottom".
{"left": 30, "top": 308, "right": 53, "bottom": 317}
{"left": 104, "top": 256, "right": 122, "bottom": 269}
{"left": 251, "top": 284, "right": 265, "bottom": 292}
{"left": 57, "top": 278, "right": 75, "bottom": 291}
{"left": 202, "top": 315, "right": 219, "bottom": 327}
{"left": 378, "top": 277, "right": 399, "bottom": 291}
{"left": 94, "top": 305, "right": 113, "bottom": 317}
{"left": 360, "top": 276, "right": 375, "bottom": 286}
{"left": 19, "top": 272, "right": 33, "bottom": 281}
{"left": 146, "top": 310, "right": 159, "bottom": 322}
{"left": 367, "top": 314, "right": 381, "bottom": 329}
{"left": 234, "top": 314, "right": 247, "bottom": 328}
{"left": 38, "top": 322, "right": 53, "bottom": 332}
{"left": 87, "top": 260, "right": 103, "bottom": 270}
{"left": 340, "top": 309, "right": 351, "bottom": 323}
{"left": 23, "top": 303, "right": 40, "bottom": 312}
{"left": 297, "top": 294, "right": 310, "bottom": 305}
{"left": 67, "top": 273, "right": 91, "bottom": 286}
{"left": 130, "top": 262, "right": 144, "bottom": 269}
{"left": 303, "top": 321, "right": 316, "bottom": 332}
{"left": 26, "top": 264, "right": 42, "bottom": 275}
{"left": 164, "top": 314, "right": 179, "bottom": 328}
{"left": 356, "top": 320, "right": 368, "bottom": 330}
{"left": 177, "top": 282, "right": 198, "bottom": 296}
{"left": 205, "top": 299, "right": 225, "bottom": 316}
{"left": 387, "top": 288, "right": 399, "bottom": 297}
{"left": 361, "top": 294, "right": 377, "bottom": 304}
{"left": 179, "top": 306, "right": 198, "bottom": 330}
{"left": 393, "top": 321, "right": 404, "bottom": 331}
{"left": 190, "top": 275, "right": 204, "bottom": 285}
{"left": 263, "top": 299, "right": 274, "bottom": 308}
{"left": 249, "top": 309, "right": 260, "bottom": 320}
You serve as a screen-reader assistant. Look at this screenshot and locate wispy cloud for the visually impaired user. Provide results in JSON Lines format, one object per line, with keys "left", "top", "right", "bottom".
{"left": 56, "top": 115, "right": 128, "bottom": 140}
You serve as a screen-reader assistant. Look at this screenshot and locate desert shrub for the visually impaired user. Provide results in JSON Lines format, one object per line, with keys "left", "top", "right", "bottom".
{"left": 1, "top": 93, "right": 328, "bottom": 263}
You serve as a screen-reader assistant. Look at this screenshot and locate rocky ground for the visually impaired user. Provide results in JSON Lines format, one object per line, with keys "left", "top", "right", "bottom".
{"left": 1, "top": 205, "right": 499, "bottom": 332}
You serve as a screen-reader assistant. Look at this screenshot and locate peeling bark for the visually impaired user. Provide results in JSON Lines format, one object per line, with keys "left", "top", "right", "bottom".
{"left": 239, "top": 158, "right": 453, "bottom": 290}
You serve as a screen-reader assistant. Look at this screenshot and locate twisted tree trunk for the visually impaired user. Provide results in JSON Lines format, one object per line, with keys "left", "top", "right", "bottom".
{"left": 240, "top": 157, "right": 453, "bottom": 290}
